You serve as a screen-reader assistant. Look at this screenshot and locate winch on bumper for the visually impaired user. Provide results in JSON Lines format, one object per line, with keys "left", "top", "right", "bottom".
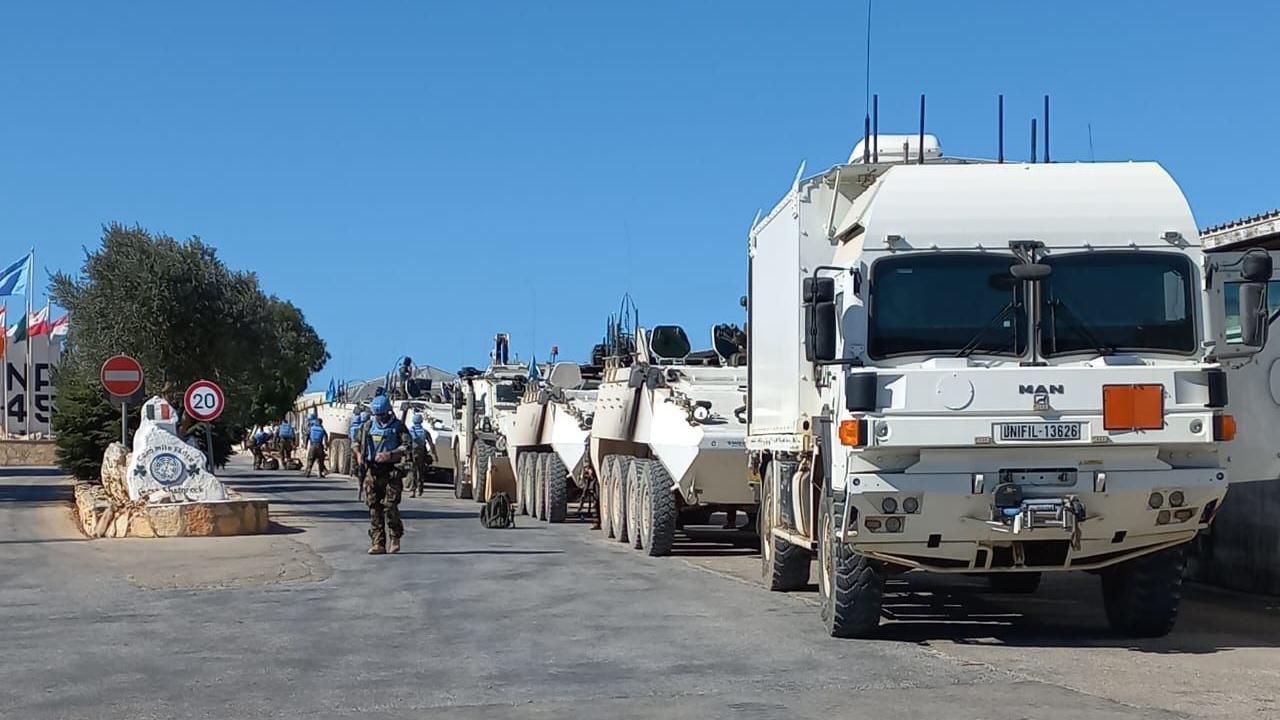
{"left": 834, "top": 467, "right": 1227, "bottom": 572}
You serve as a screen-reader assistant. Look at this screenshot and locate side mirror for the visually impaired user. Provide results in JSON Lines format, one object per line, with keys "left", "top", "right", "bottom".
{"left": 803, "top": 277, "right": 837, "bottom": 362}
{"left": 1238, "top": 282, "right": 1270, "bottom": 349}
{"left": 548, "top": 362, "right": 583, "bottom": 390}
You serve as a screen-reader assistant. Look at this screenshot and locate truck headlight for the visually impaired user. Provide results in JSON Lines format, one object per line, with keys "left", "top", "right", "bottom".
{"left": 881, "top": 497, "right": 898, "bottom": 514}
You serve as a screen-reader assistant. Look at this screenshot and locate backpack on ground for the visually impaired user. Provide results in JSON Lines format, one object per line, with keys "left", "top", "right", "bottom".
{"left": 480, "top": 492, "right": 514, "bottom": 529}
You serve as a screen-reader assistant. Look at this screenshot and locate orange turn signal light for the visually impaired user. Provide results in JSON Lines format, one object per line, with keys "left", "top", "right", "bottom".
{"left": 1213, "top": 414, "right": 1237, "bottom": 442}
{"left": 838, "top": 419, "right": 866, "bottom": 447}
{"left": 1102, "top": 384, "right": 1164, "bottom": 431}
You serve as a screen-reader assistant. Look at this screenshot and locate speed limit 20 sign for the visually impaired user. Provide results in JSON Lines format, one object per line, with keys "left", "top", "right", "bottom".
{"left": 184, "top": 380, "right": 225, "bottom": 422}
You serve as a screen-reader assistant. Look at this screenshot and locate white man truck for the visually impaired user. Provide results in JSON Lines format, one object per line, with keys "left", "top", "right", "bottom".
{"left": 747, "top": 136, "right": 1278, "bottom": 638}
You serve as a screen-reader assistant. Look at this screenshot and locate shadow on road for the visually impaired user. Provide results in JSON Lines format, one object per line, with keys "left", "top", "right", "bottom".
{"left": 872, "top": 573, "right": 1280, "bottom": 654}
{"left": 0, "top": 482, "right": 71, "bottom": 504}
{"left": 398, "top": 549, "right": 566, "bottom": 556}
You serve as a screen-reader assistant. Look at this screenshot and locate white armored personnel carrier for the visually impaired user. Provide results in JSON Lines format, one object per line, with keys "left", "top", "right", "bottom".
{"left": 747, "top": 131, "right": 1280, "bottom": 638}
{"left": 502, "top": 361, "right": 599, "bottom": 522}
{"left": 451, "top": 333, "right": 528, "bottom": 501}
{"left": 591, "top": 323, "right": 752, "bottom": 556}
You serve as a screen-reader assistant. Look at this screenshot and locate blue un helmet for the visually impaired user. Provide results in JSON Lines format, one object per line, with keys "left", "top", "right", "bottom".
{"left": 370, "top": 395, "right": 392, "bottom": 417}
{"left": 361, "top": 410, "right": 371, "bottom": 422}
{"left": 412, "top": 413, "right": 424, "bottom": 426}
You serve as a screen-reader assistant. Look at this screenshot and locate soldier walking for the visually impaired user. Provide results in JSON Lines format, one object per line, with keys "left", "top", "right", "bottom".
{"left": 360, "top": 395, "right": 411, "bottom": 554}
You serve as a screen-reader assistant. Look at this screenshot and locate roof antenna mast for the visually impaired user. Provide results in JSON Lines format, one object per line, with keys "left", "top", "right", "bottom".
{"left": 862, "top": 0, "right": 874, "bottom": 163}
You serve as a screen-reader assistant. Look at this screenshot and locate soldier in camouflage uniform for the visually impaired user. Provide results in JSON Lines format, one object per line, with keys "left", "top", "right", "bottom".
{"left": 359, "top": 395, "right": 412, "bottom": 554}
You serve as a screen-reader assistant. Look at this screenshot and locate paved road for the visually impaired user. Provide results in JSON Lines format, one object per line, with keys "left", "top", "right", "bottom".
{"left": 2, "top": 458, "right": 1277, "bottom": 719}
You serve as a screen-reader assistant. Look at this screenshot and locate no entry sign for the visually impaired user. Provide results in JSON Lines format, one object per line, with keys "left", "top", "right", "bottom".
{"left": 184, "top": 380, "right": 225, "bottom": 422}
{"left": 101, "top": 355, "right": 144, "bottom": 397}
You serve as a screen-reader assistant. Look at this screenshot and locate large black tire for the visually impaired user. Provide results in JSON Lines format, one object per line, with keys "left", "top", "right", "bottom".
{"left": 1101, "top": 545, "right": 1187, "bottom": 638}
{"left": 534, "top": 453, "right": 549, "bottom": 521}
{"left": 330, "top": 438, "right": 351, "bottom": 475}
{"left": 760, "top": 462, "right": 812, "bottom": 591}
{"left": 599, "top": 456, "right": 616, "bottom": 538}
{"left": 635, "top": 459, "right": 677, "bottom": 556}
{"left": 627, "top": 462, "right": 644, "bottom": 549}
{"left": 819, "top": 492, "right": 884, "bottom": 638}
{"left": 611, "top": 456, "right": 632, "bottom": 544}
{"left": 987, "top": 572, "right": 1042, "bottom": 594}
{"left": 450, "top": 458, "right": 471, "bottom": 499}
{"left": 516, "top": 453, "right": 531, "bottom": 515}
{"left": 473, "top": 442, "right": 493, "bottom": 503}
{"left": 544, "top": 453, "right": 569, "bottom": 523}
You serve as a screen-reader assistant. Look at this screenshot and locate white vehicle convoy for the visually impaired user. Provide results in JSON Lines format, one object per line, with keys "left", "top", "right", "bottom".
{"left": 451, "top": 333, "right": 528, "bottom": 501}
{"left": 591, "top": 323, "right": 752, "bottom": 556}
{"left": 501, "top": 361, "right": 599, "bottom": 523}
{"left": 746, "top": 134, "right": 1279, "bottom": 638}
{"left": 392, "top": 397, "right": 456, "bottom": 480}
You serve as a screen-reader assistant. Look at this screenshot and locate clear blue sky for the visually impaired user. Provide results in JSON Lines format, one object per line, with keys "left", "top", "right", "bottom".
{"left": 3, "top": 1, "right": 1277, "bottom": 388}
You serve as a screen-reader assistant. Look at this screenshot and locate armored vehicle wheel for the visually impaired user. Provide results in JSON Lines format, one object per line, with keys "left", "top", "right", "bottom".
{"left": 1101, "top": 545, "right": 1187, "bottom": 638}
{"left": 986, "top": 572, "right": 1042, "bottom": 594}
{"left": 516, "top": 453, "right": 531, "bottom": 515}
{"left": 599, "top": 456, "right": 617, "bottom": 538}
{"left": 626, "top": 463, "right": 644, "bottom": 549}
{"left": 544, "top": 453, "right": 569, "bottom": 523}
{"left": 610, "top": 456, "right": 632, "bottom": 544}
{"left": 634, "top": 459, "right": 677, "bottom": 556}
{"left": 450, "top": 458, "right": 471, "bottom": 499}
{"left": 760, "top": 462, "right": 811, "bottom": 591}
{"left": 534, "top": 453, "right": 549, "bottom": 521}
{"left": 819, "top": 492, "right": 884, "bottom": 638}
{"left": 330, "top": 439, "right": 350, "bottom": 475}
{"left": 472, "top": 442, "right": 494, "bottom": 502}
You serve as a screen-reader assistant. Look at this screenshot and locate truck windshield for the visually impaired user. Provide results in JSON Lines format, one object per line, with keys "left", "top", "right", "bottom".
{"left": 1040, "top": 252, "right": 1196, "bottom": 356}
{"left": 868, "top": 254, "right": 1025, "bottom": 358}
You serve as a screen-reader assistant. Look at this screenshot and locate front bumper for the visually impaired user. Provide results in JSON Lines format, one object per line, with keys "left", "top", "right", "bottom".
{"left": 836, "top": 467, "right": 1227, "bottom": 572}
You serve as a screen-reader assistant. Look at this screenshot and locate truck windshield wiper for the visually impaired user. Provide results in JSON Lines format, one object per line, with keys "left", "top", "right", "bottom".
{"left": 1046, "top": 297, "right": 1114, "bottom": 356}
{"left": 956, "top": 300, "right": 1020, "bottom": 358}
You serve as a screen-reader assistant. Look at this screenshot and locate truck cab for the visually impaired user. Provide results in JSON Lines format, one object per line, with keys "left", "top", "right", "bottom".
{"left": 747, "top": 141, "right": 1278, "bottom": 638}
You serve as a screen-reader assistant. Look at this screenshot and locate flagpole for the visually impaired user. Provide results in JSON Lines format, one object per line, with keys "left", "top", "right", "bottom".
{"left": 24, "top": 249, "right": 33, "bottom": 437}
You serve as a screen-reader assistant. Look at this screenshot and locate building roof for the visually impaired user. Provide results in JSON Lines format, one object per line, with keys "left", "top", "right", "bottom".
{"left": 1201, "top": 209, "right": 1280, "bottom": 251}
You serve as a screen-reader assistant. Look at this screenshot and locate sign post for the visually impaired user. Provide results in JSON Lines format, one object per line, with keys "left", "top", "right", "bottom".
{"left": 184, "top": 380, "right": 225, "bottom": 470}
{"left": 101, "top": 355, "right": 145, "bottom": 445}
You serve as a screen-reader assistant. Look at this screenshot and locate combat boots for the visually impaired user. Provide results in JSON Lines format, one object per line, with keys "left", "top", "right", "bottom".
{"left": 388, "top": 536, "right": 401, "bottom": 554}
{"left": 368, "top": 544, "right": 385, "bottom": 555}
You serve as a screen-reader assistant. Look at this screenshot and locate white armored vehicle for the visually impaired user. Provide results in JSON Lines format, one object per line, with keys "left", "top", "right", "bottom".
{"left": 502, "top": 360, "right": 600, "bottom": 523}
{"left": 747, "top": 132, "right": 1279, "bottom": 638}
{"left": 451, "top": 333, "right": 528, "bottom": 501}
{"left": 591, "top": 323, "right": 752, "bottom": 555}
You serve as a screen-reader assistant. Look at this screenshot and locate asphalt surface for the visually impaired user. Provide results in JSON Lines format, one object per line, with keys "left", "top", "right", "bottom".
{"left": 2, "top": 458, "right": 1277, "bottom": 719}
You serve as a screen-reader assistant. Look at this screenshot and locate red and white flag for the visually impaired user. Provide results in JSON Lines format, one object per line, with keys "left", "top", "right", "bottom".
{"left": 26, "top": 306, "right": 50, "bottom": 337}
{"left": 49, "top": 313, "right": 69, "bottom": 338}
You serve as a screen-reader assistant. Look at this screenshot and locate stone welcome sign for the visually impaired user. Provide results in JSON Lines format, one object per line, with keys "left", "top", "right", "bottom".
{"left": 125, "top": 396, "right": 228, "bottom": 502}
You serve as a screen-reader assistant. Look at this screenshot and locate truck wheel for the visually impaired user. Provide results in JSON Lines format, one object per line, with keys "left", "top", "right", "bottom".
{"left": 611, "top": 456, "right": 632, "bottom": 544}
{"left": 472, "top": 443, "right": 493, "bottom": 502}
{"left": 987, "top": 572, "right": 1042, "bottom": 594}
{"left": 760, "top": 467, "right": 811, "bottom": 591}
{"left": 545, "top": 453, "right": 569, "bottom": 523}
{"left": 330, "top": 438, "right": 350, "bottom": 475}
{"left": 512, "top": 450, "right": 527, "bottom": 512}
{"left": 627, "top": 463, "right": 645, "bottom": 549}
{"left": 636, "top": 459, "right": 677, "bottom": 556}
{"left": 819, "top": 492, "right": 884, "bottom": 638}
{"left": 1101, "top": 545, "right": 1187, "bottom": 638}
{"left": 599, "top": 456, "right": 617, "bottom": 538}
{"left": 534, "top": 453, "right": 548, "bottom": 521}
{"left": 454, "top": 463, "right": 471, "bottom": 499}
